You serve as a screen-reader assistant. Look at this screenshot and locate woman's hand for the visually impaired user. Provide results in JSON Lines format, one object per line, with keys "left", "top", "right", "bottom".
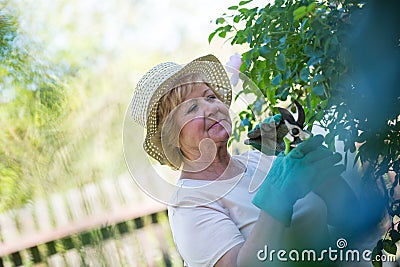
{"left": 245, "top": 114, "right": 282, "bottom": 155}
{"left": 252, "top": 135, "right": 345, "bottom": 226}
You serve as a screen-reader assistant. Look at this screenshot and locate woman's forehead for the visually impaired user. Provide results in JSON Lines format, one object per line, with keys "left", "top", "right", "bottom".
{"left": 183, "top": 83, "right": 212, "bottom": 101}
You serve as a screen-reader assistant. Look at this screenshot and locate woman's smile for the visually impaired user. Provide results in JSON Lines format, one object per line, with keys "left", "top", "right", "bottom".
{"left": 207, "top": 119, "right": 230, "bottom": 136}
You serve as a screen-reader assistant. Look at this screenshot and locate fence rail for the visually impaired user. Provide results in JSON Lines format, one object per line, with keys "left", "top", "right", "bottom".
{"left": 0, "top": 174, "right": 183, "bottom": 267}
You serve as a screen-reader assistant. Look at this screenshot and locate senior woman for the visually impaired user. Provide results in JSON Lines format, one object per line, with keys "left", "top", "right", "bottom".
{"left": 130, "top": 54, "right": 358, "bottom": 267}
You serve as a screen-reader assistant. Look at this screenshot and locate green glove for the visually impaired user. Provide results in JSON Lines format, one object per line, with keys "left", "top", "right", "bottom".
{"left": 245, "top": 114, "right": 282, "bottom": 155}
{"left": 252, "top": 135, "right": 345, "bottom": 226}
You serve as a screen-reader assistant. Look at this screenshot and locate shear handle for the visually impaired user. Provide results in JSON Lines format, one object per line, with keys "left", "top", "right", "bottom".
{"left": 277, "top": 107, "right": 296, "bottom": 125}
{"left": 277, "top": 100, "right": 306, "bottom": 128}
{"left": 293, "top": 100, "right": 305, "bottom": 128}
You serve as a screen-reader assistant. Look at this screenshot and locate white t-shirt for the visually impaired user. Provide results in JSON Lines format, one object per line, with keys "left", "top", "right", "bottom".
{"left": 167, "top": 150, "right": 327, "bottom": 267}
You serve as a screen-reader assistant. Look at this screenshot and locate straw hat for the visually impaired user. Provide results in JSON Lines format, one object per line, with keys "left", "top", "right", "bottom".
{"left": 130, "top": 54, "right": 232, "bottom": 166}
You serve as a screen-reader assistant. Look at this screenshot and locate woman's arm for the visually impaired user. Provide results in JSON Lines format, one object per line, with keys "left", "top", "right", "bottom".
{"left": 216, "top": 193, "right": 330, "bottom": 267}
{"left": 216, "top": 211, "right": 285, "bottom": 267}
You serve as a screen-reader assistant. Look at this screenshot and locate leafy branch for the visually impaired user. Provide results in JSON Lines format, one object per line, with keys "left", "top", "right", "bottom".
{"left": 210, "top": 0, "right": 400, "bottom": 263}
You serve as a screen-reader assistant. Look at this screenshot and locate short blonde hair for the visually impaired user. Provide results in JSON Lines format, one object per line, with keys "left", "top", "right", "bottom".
{"left": 154, "top": 73, "right": 223, "bottom": 170}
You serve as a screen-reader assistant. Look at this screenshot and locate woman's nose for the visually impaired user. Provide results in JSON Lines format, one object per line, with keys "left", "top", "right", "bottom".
{"left": 202, "top": 100, "right": 219, "bottom": 117}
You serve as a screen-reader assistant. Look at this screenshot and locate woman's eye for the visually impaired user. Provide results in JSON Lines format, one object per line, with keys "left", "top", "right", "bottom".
{"left": 206, "top": 95, "right": 217, "bottom": 101}
{"left": 187, "top": 104, "right": 198, "bottom": 113}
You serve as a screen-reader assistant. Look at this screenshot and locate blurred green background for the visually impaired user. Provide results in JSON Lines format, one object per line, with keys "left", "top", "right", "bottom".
{"left": 0, "top": 0, "right": 250, "bottom": 212}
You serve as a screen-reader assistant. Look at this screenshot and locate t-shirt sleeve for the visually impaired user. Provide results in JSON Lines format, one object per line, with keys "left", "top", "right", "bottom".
{"left": 168, "top": 204, "right": 245, "bottom": 267}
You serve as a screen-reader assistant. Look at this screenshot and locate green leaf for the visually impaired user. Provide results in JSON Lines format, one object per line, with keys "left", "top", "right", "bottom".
{"left": 239, "top": 62, "right": 246, "bottom": 72}
{"left": 310, "top": 18, "right": 324, "bottom": 31}
{"left": 218, "top": 31, "right": 226, "bottom": 38}
{"left": 228, "top": 5, "right": 238, "bottom": 10}
{"left": 293, "top": 6, "right": 306, "bottom": 16}
{"left": 284, "top": 67, "right": 291, "bottom": 80}
{"left": 293, "top": 6, "right": 307, "bottom": 20}
{"left": 304, "top": 45, "right": 314, "bottom": 56}
{"left": 259, "top": 46, "right": 271, "bottom": 59}
{"left": 307, "top": 56, "right": 320, "bottom": 66}
{"left": 325, "top": 131, "right": 335, "bottom": 144}
{"left": 208, "top": 31, "right": 217, "bottom": 43}
{"left": 355, "top": 131, "right": 369, "bottom": 143}
{"left": 325, "top": 132, "right": 336, "bottom": 151}
{"left": 299, "top": 67, "right": 310, "bottom": 82}
{"left": 383, "top": 240, "right": 397, "bottom": 255}
{"left": 275, "top": 85, "right": 290, "bottom": 100}
{"left": 312, "top": 84, "right": 324, "bottom": 96}
{"left": 324, "top": 36, "right": 333, "bottom": 55}
{"left": 306, "top": 2, "right": 317, "bottom": 13}
{"left": 389, "top": 229, "right": 400, "bottom": 242}
{"left": 279, "top": 35, "right": 287, "bottom": 45}
{"left": 263, "top": 37, "right": 271, "bottom": 44}
{"left": 239, "top": 0, "right": 252, "bottom": 6}
{"left": 232, "top": 29, "right": 246, "bottom": 44}
{"left": 300, "top": 18, "right": 309, "bottom": 32}
{"left": 271, "top": 74, "right": 282, "bottom": 86}
{"left": 233, "top": 15, "right": 241, "bottom": 23}
{"left": 276, "top": 53, "right": 286, "bottom": 71}
{"left": 216, "top": 17, "right": 225, "bottom": 24}
{"left": 255, "top": 16, "right": 263, "bottom": 25}
{"left": 310, "top": 74, "right": 323, "bottom": 85}
{"left": 247, "top": 33, "right": 252, "bottom": 43}
{"left": 376, "top": 239, "right": 383, "bottom": 251}
{"left": 304, "top": 45, "right": 323, "bottom": 57}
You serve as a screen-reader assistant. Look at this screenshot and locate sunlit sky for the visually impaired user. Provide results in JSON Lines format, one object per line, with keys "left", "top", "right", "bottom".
{"left": 15, "top": 0, "right": 271, "bottom": 69}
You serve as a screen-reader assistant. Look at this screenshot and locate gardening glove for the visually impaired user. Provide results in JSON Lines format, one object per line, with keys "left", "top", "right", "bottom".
{"left": 245, "top": 114, "right": 283, "bottom": 155}
{"left": 311, "top": 148, "right": 361, "bottom": 229}
{"left": 312, "top": 144, "right": 344, "bottom": 199}
{"left": 252, "top": 135, "right": 345, "bottom": 226}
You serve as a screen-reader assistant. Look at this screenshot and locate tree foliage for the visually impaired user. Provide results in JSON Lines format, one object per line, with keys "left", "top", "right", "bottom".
{"left": 0, "top": 0, "right": 153, "bottom": 212}
{"left": 0, "top": 5, "right": 71, "bottom": 211}
{"left": 210, "top": 0, "right": 400, "bottom": 261}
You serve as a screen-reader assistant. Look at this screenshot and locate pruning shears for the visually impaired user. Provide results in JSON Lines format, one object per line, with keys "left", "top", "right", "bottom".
{"left": 277, "top": 100, "right": 313, "bottom": 155}
{"left": 244, "top": 100, "right": 312, "bottom": 155}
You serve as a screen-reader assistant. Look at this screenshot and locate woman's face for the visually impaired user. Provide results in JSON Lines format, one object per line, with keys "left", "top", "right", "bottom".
{"left": 173, "top": 83, "right": 232, "bottom": 158}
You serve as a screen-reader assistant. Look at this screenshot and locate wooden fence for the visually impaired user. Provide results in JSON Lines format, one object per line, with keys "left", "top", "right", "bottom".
{"left": 0, "top": 174, "right": 183, "bottom": 267}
